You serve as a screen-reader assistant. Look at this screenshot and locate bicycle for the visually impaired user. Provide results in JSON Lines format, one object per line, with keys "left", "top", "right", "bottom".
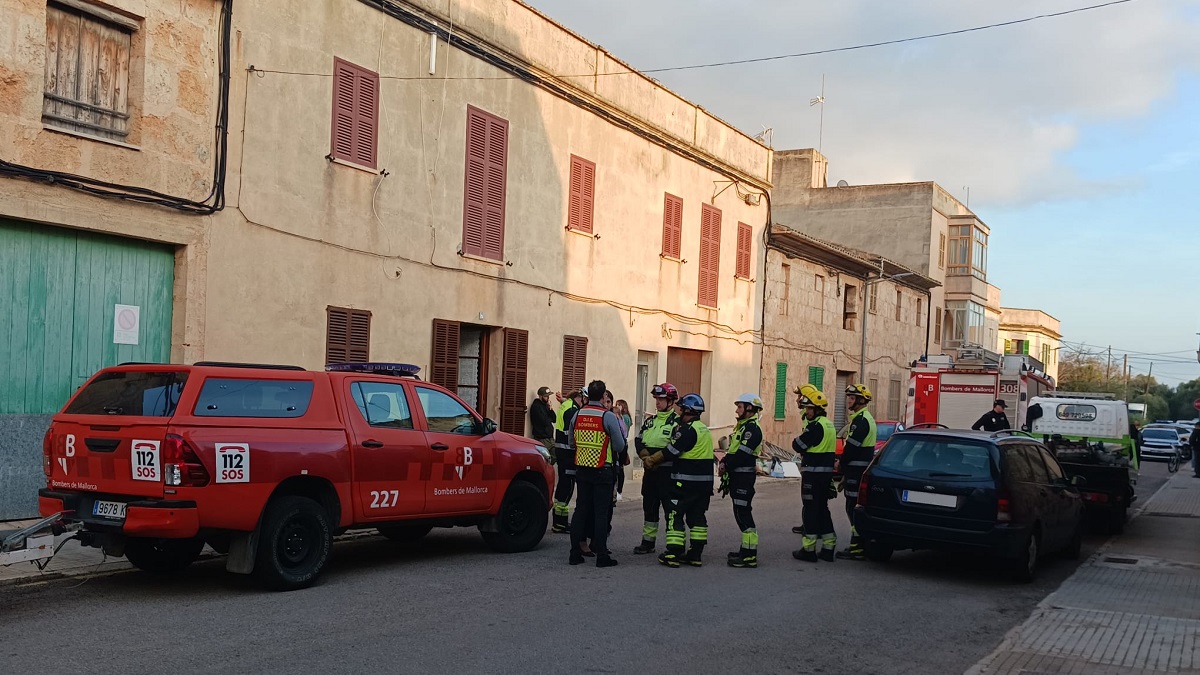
{"left": 1167, "top": 449, "right": 1180, "bottom": 474}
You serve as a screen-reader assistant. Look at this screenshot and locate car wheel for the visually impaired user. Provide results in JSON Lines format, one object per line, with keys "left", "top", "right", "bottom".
{"left": 253, "top": 495, "right": 333, "bottom": 591}
{"left": 481, "top": 481, "right": 548, "bottom": 553}
{"left": 378, "top": 524, "right": 433, "bottom": 543}
{"left": 1009, "top": 531, "right": 1040, "bottom": 583}
{"left": 864, "top": 540, "right": 893, "bottom": 562}
{"left": 124, "top": 537, "right": 204, "bottom": 574}
{"left": 1062, "top": 520, "right": 1083, "bottom": 560}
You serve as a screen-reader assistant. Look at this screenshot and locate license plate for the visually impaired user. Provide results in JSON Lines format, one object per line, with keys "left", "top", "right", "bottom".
{"left": 902, "top": 490, "right": 958, "bottom": 508}
{"left": 92, "top": 500, "right": 127, "bottom": 520}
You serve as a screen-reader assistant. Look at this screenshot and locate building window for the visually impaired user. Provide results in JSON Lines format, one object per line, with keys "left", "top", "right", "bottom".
{"left": 561, "top": 335, "right": 588, "bottom": 394}
{"left": 774, "top": 362, "right": 788, "bottom": 420}
{"left": 916, "top": 298, "right": 923, "bottom": 326}
{"left": 567, "top": 155, "right": 596, "bottom": 234}
{"left": 331, "top": 58, "right": 380, "bottom": 168}
{"left": 43, "top": 3, "right": 135, "bottom": 141}
{"left": 1005, "top": 338, "right": 1031, "bottom": 355}
{"left": 868, "top": 378, "right": 879, "bottom": 411}
{"left": 808, "top": 366, "right": 825, "bottom": 393}
{"left": 698, "top": 204, "right": 722, "bottom": 309}
{"left": 661, "top": 193, "right": 682, "bottom": 259}
{"left": 887, "top": 379, "right": 902, "bottom": 420}
{"left": 938, "top": 233, "right": 946, "bottom": 270}
{"left": 843, "top": 283, "right": 858, "bottom": 331}
{"left": 934, "top": 306, "right": 943, "bottom": 343}
{"left": 462, "top": 106, "right": 508, "bottom": 260}
{"left": 780, "top": 263, "right": 790, "bottom": 316}
{"left": 894, "top": 289, "right": 902, "bottom": 321}
{"left": 869, "top": 282, "right": 879, "bottom": 315}
{"left": 973, "top": 227, "right": 988, "bottom": 280}
{"left": 814, "top": 274, "right": 825, "bottom": 324}
{"left": 948, "top": 224, "right": 987, "bottom": 280}
{"left": 326, "top": 306, "right": 371, "bottom": 365}
{"left": 945, "top": 300, "right": 986, "bottom": 347}
{"left": 735, "top": 222, "right": 752, "bottom": 279}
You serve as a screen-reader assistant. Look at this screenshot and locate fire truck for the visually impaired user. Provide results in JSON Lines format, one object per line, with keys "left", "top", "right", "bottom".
{"left": 905, "top": 347, "right": 1055, "bottom": 430}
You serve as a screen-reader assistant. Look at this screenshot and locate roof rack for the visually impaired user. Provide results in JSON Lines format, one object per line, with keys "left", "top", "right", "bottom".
{"left": 193, "top": 361, "right": 306, "bottom": 371}
{"left": 1040, "top": 391, "right": 1115, "bottom": 400}
{"left": 326, "top": 362, "right": 422, "bottom": 379}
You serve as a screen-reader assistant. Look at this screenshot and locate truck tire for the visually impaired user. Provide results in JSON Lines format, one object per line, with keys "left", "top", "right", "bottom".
{"left": 124, "top": 537, "right": 204, "bottom": 574}
{"left": 481, "top": 482, "right": 548, "bottom": 553}
{"left": 378, "top": 524, "right": 433, "bottom": 543}
{"left": 253, "top": 495, "right": 332, "bottom": 591}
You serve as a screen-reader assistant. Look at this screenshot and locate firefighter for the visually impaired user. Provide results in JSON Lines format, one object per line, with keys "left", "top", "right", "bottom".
{"left": 721, "top": 393, "right": 764, "bottom": 568}
{"left": 632, "top": 383, "right": 680, "bottom": 554}
{"left": 791, "top": 384, "right": 838, "bottom": 563}
{"left": 551, "top": 388, "right": 587, "bottom": 533}
{"left": 644, "top": 394, "right": 713, "bottom": 568}
{"left": 567, "top": 380, "right": 626, "bottom": 568}
{"left": 835, "top": 383, "right": 876, "bottom": 561}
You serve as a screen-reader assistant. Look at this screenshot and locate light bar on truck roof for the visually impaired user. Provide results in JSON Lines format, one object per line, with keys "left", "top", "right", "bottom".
{"left": 326, "top": 362, "right": 422, "bottom": 378}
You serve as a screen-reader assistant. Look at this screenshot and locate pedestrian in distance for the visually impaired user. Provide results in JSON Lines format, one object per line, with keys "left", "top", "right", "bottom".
{"left": 605, "top": 393, "right": 632, "bottom": 501}
{"left": 835, "top": 384, "right": 876, "bottom": 561}
{"left": 632, "top": 383, "right": 680, "bottom": 554}
{"left": 971, "top": 399, "right": 1011, "bottom": 432}
{"left": 644, "top": 393, "right": 714, "bottom": 568}
{"left": 792, "top": 384, "right": 838, "bottom": 563}
{"left": 720, "top": 393, "right": 764, "bottom": 568}
{"left": 529, "top": 386, "right": 558, "bottom": 462}
{"left": 568, "top": 380, "right": 627, "bottom": 568}
{"left": 551, "top": 388, "right": 587, "bottom": 533}
{"left": 1191, "top": 421, "right": 1200, "bottom": 478}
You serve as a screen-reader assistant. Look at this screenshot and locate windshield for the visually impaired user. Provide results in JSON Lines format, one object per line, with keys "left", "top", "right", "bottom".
{"left": 876, "top": 436, "right": 995, "bottom": 480}
{"left": 65, "top": 370, "right": 188, "bottom": 417}
{"left": 877, "top": 423, "right": 898, "bottom": 442}
{"left": 1142, "top": 428, "right": 1178, "bottom": 441}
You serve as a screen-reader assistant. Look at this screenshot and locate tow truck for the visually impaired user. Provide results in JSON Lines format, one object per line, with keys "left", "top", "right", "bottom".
{"left": 905, "top": 346, "right": 1054, "bottom": 429}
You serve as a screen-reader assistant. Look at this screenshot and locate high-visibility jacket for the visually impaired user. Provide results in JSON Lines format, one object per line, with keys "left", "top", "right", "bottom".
{"left": 795, "top": 416, "right": 836, "bottom": 473}
{"left": 723, "top": 415, "right": 763, "bottom": 474}
{"left": 668, "top": 420, "right": 715, "bottom": 490}
{"left": 573, "top": 404, "right": 614, "bottom": 468}
{"left": 554, "top": 399, "right": 578, "bottom": 449}
{"left": 636, "top": 410, "right": 678, "bottom": 459}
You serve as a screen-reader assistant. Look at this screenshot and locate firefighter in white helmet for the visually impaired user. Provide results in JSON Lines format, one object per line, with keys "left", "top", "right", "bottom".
{"left": 720, "top": 393, "right": 765, "bottom": 568}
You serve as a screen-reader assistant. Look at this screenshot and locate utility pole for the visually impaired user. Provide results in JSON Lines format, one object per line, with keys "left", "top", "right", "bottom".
{"left": 1123, "top": 354, "right": 1129, "bottom": 400}
{"left": 1105, "top": 346, "right": 1112, "bottom": 387}
{"left": 1146, "top": 362, "right": 1154, "bottom": 395}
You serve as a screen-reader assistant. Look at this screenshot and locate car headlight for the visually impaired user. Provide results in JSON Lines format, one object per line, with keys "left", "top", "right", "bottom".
{"left": 535, "top": 444, "right": 552, "bottom": 463}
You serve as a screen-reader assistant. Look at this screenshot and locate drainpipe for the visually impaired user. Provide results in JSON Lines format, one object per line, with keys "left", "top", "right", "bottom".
{"left": 923, "top": 286, "right": 933, "bottom": 358}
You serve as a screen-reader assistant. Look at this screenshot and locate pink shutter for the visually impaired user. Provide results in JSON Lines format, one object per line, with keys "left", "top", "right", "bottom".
{"left": 662, "top": 193, "right": 682, "bottom": 258}
{"left": 568, "top": 155, "right": 595, "bottom": 234}
{"left": 462, "top": 108, "right": 489, "bottom": 257}
{"left": 735, "top": 222, "right": 751, "bottom": 278}
{"left": 698, "top": 204, "right": 721, "bottom": 308}
{"left": 353, "top": 68, "right": 379, "bottom": 168}
{"left": 482, "top": 113, "right": 508, "bottom": 260}
{"left": 331, "top": 59, "right": 356, "bottom": 162}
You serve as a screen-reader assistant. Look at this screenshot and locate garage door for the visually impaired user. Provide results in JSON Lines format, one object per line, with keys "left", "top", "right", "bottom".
{"left": 0, "top": 218, "right": 174, "bottom": 518}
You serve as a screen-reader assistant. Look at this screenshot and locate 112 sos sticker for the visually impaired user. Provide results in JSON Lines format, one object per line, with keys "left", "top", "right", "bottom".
{"left": 215, "top": 443, "right": 250, "bottom": 483}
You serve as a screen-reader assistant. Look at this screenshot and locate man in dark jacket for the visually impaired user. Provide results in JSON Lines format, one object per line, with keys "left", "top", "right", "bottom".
{"left": 1190, "top": 421, "right": 1200, "bottom": 478}
{"left": 529, "top": 386, "right": 557, "bottom": 459}
{"left": 971, "top": 400, "right": 1011, "bottom": 432}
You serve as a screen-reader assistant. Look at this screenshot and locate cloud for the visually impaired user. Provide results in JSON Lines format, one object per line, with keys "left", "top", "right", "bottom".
{"left": 532, "top": 0, "right": 1200, "bottom": 207}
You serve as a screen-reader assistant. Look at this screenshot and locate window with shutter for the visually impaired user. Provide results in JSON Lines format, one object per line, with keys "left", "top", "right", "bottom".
{"left": 462, "top": 106, "right": 509, "bottom": 260}
{"left": 430, "top": 319, "right": 461, "bottom": 391}
{"left": 774, "top": 362, "right": 787, "bottom": 420}
{"left": 808, "top": 366, "right": 825, "bottom": 393}
{"left": 661, "top": 193, "right": 683, "bottom": 259}
{"left": 561, "top": 335, "right": 588, "bottom": 394}
{"left": 330, "top": 58, "right": 379, "bottom": 169}
{"left": 326, "top": 306, "right": 371, "bottom": 365}
{"left": 43, "top": 4, "right": 133, "bottom": 140}
{"left": 567, "top": 155, "right": 596, "bottom": 234}
{"left": 895, "top": 289, "right": 903, "bottom": 321}
{"left": 499, "top": 328, "right": 529, "bottom": 434}
{"left": 735, "top": 222, "right": 752, "bottom": 279}
{"left": 935, "top": 306, "right": 943, "bottom": 343}
{"left": 698, "top": 204, "right": 722, "bottom": 308}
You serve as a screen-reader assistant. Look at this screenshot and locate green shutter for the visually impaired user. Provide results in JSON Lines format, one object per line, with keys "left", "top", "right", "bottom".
{"left": 774, "top": 362, "right": 787, "bottom": 420}
{"left": 808, "top": 366, "right": 825, "bottom": 393}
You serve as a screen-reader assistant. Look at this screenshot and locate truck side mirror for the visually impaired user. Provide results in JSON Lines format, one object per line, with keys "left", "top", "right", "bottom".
{"left": 481, "top": 418, "right": 498, "bottom": 435}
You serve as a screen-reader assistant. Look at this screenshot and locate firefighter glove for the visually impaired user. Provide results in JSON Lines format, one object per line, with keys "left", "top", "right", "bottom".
{"left": 718, "top": 473, "right": 731, "bottom": 498}
{"left": 828, "top": 479, "right": 839, "bottom": 499}
{"left": 644, "top": 451, "right": 665, "bottom": 470}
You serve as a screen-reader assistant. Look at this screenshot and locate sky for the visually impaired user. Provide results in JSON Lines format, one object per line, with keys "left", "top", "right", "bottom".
{"left": 531, "top": 0, "right": 1200, "bottom": 386}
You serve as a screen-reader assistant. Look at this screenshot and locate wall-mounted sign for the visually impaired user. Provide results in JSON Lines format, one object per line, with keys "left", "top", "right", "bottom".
{"left": 114, "top": 304, "right": 140, "bottom": 345}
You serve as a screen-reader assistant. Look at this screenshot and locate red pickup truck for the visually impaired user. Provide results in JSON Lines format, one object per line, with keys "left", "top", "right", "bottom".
{"left": 39, "top": 362, "right": 555, "bottom": 590}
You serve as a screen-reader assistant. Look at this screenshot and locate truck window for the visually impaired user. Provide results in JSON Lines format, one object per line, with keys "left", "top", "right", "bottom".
{"left": 350, "top": 381, "right": 414, "bottom": 429}
{"left": 416, "top": 387, "right": 478, "bottom": 435}
{"left": 1056, "top": 404, "right": 1096, "bottom": 421}
{"left": 64, "top": 371, "right": 187, "bottom": 417}
{"left": 194, "top": 379, "right": 314, "bottom": 418}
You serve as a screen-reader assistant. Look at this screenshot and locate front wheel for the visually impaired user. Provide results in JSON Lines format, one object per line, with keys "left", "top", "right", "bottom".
{"left": 124, "top": 537, "right": 204, "bottom": 574}
{"left": 481, "top": 482, "right": 548, "bottom": 553}
{"left": 253, "top": 495, "right": 333, "bottom": 591}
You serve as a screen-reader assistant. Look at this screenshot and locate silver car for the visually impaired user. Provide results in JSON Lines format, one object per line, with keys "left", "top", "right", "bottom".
{"left": 1139, "top": 427, "right": 1184, "bottom": 460}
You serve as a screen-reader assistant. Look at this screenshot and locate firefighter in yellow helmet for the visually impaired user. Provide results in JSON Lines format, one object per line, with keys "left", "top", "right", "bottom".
{"left": 792, "top": 384, "right": 838, "bottom": 562}
{"left": 836, "top": 383, "right": 877, "bottom": 560}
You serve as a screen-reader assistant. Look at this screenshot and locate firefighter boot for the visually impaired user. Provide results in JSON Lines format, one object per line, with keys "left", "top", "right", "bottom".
{"left": 551, "top": 512, "right": 569, "bottom": 534}
{"left": 728, "top": 548, "right": 758, "bottom": 568}
{"left": 685, "top": 542, "right": 705, "bottom": 567}
{"left": 633, "top": 540, "right": 656, "bottom": 555}
{"left": 658, "top": 549, "right": 682, "bottom": 568}
{"left": 818, "top": 548, "right": 836, "bottom": 562}
{"left": 792, "top": 548, "right": 819, "bottom": 563}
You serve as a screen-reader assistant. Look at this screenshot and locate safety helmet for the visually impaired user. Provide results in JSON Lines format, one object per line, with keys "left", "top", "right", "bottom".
{"left": 677, "top": 393, "right": 705, "bottom": 414}
{"left": 572, "top": 387, "right": 588, "bottom": 399}
{"left": 793, "top": 384, "right": 828, "bottom": 409}
{"left": 734, "top": 392, "right": 764, "bottom": 410}
{"left": 845, "top": 383, "right": 873, "bottom": 402}
{"left": 651, "top": 383, "right": 679, "bottom": 400}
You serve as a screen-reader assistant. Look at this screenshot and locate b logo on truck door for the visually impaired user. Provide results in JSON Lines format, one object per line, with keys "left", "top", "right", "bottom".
{"left": 454, "top": 447, "right": 474, "bottom": 479}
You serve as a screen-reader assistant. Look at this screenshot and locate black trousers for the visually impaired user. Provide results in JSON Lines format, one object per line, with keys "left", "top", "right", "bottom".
{"left": 665, "top": 488, "right": 710, "bottom": 553}
{"left": 571, "top": 466, "right": 616, "bottom": 558}
{"left": 553, "top": 447, "right": 576, "bottom": 508}
{"left": 641, "top": 464, "right": 672, "bottom": 525}
{"left": 800, "top": 472, "right": 834, "bottom": 537}
{"left": 731, "top": 474, "right": 756, "bottom": 532}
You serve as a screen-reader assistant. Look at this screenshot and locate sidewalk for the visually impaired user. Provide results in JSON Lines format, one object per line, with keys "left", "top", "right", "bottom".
{"left": 967, "top": 471, "right": 1200, "bottom": 675}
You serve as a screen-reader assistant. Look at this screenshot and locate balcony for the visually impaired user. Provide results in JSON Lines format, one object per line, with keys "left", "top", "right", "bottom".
{"left": 943, "top": 274, "right": 990, "bottom": 304}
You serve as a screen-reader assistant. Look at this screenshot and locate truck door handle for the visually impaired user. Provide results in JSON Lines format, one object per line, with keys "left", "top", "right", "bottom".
{"left": 431, "top": 443, "right": 449, "bottom": 451}
{"left": 362, "top": 440, "right": 384, "bottom": 448}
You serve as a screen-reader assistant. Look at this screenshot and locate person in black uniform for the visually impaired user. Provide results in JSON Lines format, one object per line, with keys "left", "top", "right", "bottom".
{"left": 971, "top": 400, "right": 1010, "bottom": 431}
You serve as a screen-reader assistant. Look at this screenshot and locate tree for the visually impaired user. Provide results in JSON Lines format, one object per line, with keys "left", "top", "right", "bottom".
{"left": 1058, "top": 352, "right": 1111, "bottom": 394}
{"left": 1168, "top": 378, "right": 1200, "bottom": 419}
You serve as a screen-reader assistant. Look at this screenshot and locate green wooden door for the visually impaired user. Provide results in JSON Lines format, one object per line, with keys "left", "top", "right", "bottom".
{"left": 0, "top": 218, "right": 175, "bottom": 414}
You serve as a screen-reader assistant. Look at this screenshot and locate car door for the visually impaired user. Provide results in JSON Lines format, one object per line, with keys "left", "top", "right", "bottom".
{"left": 998, "top": 445, "right": 1038, "bottom": 527}
{"left": 344, "top": 379, "right": 430, "bottom": 520}
{"left": 1019, "top": 444, "right": 1058, "bottom": 545}
{"left": 413, "top": 385, "right": 495, "bottom": 514}
{"left": 1034, "top": 444, "right": 1081, "bottom": 548}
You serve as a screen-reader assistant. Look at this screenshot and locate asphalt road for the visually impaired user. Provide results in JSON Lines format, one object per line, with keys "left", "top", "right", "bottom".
{"left": 2, "top": 463, "right": 1171, "bottom": 675}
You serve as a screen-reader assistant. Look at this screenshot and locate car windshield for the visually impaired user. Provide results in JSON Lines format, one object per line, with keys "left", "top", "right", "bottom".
{"left": 876, "top": 435, "right": 994, "bottom": 480}
{"left": 877, "top": 423, "right": 898, "bottom": 442}
{"left": 1142, "top": 428, "right": 1178, "bottom": 441}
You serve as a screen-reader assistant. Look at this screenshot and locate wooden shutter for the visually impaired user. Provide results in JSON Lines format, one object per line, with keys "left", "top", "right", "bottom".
{"left": 662, "top": 193, "right": 682, "bottom": 259}
{"left": 463, "top": 106, "right": 508, "bottom": 261}
{"left": 499, "top": 328, "right": 529, "bottom": 434}
{"left": 561, "top": 335, "right": 588, "bottom": 394}
{"left": 331, "top": 58, "right": 378, "bottom": 169}
{"left": 735, "top": 222, "right": 752, "bottom": 279}
{"left": 774, "top": 362, "right": 788, "bottom": 420}
{"left": 431, "top": 319, "right": 460, "bottom": 391}
{"left": 43, "top": 5, "right": 131, "bottom": 140}
{"left": 326, "top": 306, "right": 371, "bottom": 365}
{"left": 567, "top": 155, "right": 596, "bottom": 234}
{"left": 808, "top": 366, "right": 825, "bottom": 393}
{"left": 698, "top": 204, "right": 722, "bottom": 308}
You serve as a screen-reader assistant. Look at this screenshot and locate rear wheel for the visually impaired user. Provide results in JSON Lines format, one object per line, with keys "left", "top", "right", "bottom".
{"left": 378, "top": 524, "right": 433, "bottom": 543}
{"left": 481, "top": 482, "right": 548, "bottom": 553}
{"left": 1008, "top": 531, "right": 1040, "bottom": 583}
{"left": 124, "top": 537, "right": 204, "bottom": 574}
{"left": 863, "top": 540, "right": 893, "bottom": 562}
{"left": 253, "top": 495, "right": 332, "bottom": 591}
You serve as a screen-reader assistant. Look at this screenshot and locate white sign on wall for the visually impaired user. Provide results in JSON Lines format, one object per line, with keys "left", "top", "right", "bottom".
{"left": 114, "top": 304, "right": 140, "bottom": 345}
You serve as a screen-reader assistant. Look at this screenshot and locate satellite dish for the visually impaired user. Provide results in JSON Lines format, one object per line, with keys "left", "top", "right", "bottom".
{"left": 836, "top": 180, "right": 849, "bottom": 187}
